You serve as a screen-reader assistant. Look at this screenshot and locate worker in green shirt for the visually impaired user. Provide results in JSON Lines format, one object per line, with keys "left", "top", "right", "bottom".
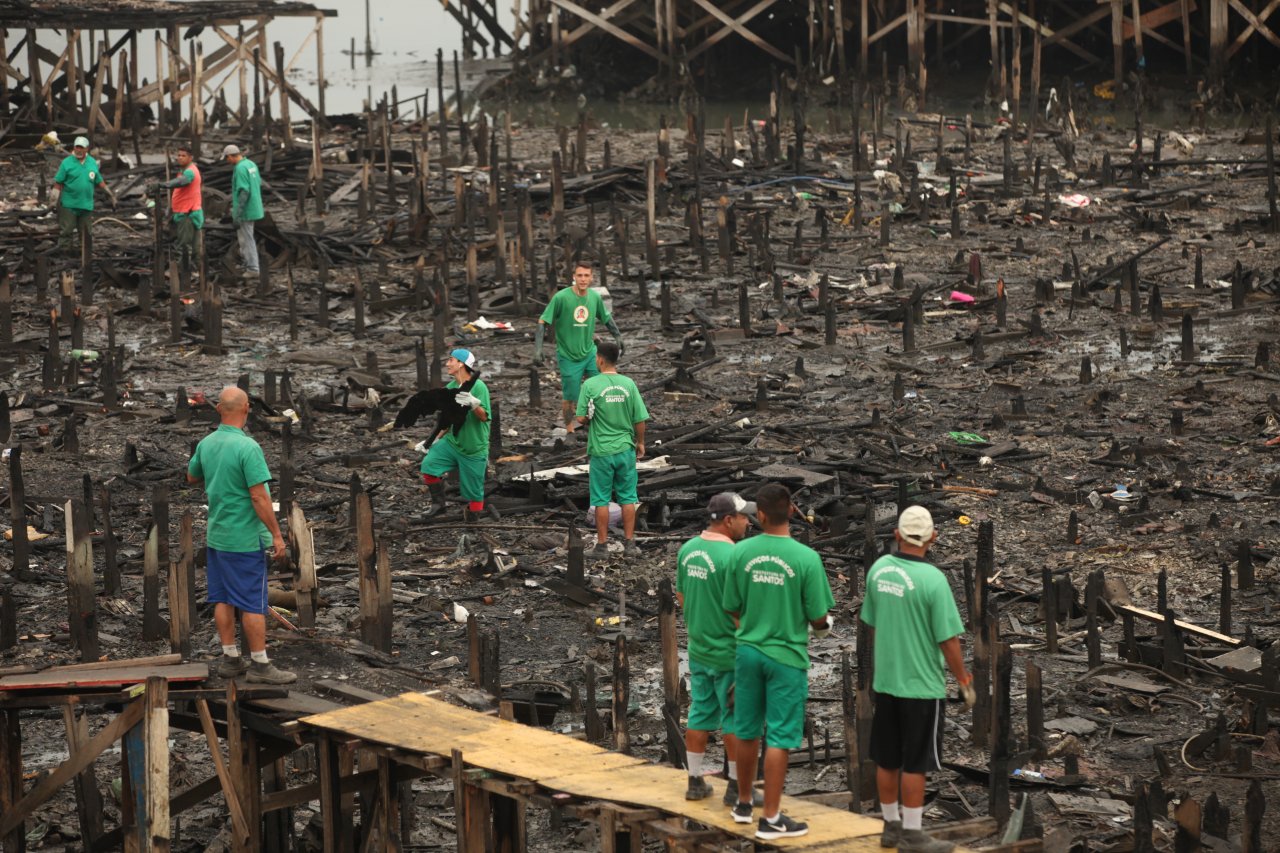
{"left": 723, "top": 483, "right": 835, "bottom": 841}
{"left": 223, "top": 144, "right": 264, "bottom": 279}
{"left": 535, "top": 259, "right": 625, "bottom": 427}
{"left": 861, "top": 506, "right": 974, "bottom": 853}
{"left": 676, "top": 492, "right": 763, "bottom": 808}
{"left": 52, "top": 136, "right": 116, "bottom": 256}
{"left": 572, "top": 339, "right": 647, "bottom": 555}
{"left": 419, "top": 349, "right": 498, "bottom": 522}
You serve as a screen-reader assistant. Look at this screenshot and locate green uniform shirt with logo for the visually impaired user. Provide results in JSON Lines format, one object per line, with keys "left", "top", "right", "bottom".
{"left": 442, "top": 378, "right": 491, "bottom": 457}
{"left": 540, "top": 287, "right": 613, "bottom": 361}
{"left": 676, "top": 533, "right": 738, "bottom": 672}
{"left": 576, "top": 373, "right": 648, "bottom": 457}
{"left": 231, "top": 157, "right": 264, "bottom": 221}
{"left": 187, "top": 425, "right": 273, "bottom": 552}
{"left": 722, "top": 534, "right": 835, "bottom": 670}
{"left": 860, "top": 553, "right": 965, "bottom": 699}
{"left": 54, "top": 154, "right": 103, "bottom": 211}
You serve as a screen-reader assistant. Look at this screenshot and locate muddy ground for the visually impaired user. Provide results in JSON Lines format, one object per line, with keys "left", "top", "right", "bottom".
{"left": 1, "top": 83, "right": 1279, "bottom": 851}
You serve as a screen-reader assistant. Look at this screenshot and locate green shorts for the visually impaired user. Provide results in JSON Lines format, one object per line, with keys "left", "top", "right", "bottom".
{"left": 589, "top": 449, "right": 638, "bottom": 507}
{"left": 732, "top": 644, "right": 809, "bottom": 749}
{"left": 557, "top": 349, "right": 599, "bottom": 403}
{"left": 420, "top": 439, "right": 487, "bottom": 502}
{"left": 687, "top": 658, "right": 735, "bottom": 736}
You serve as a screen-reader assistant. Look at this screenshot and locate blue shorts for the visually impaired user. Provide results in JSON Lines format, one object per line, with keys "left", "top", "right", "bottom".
{"left": 207, "top": 546, "right": 269, "bottom": 614}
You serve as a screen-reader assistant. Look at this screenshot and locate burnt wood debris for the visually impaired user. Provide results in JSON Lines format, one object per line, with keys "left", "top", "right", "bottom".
{"left": 2, "top": 0, "right": 1280, "bottom": 849}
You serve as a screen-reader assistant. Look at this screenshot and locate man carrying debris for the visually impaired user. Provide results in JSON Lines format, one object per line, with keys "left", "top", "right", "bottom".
{"left": 149, "top": 143, "right": 203, "bottom": 268}
{"left": 223, "top": 145, "right": 263, "bottom": 279}
{"left": 535, "top": 259, "right": 625, "bottom": 428}
{"left": 52, "top": 136, "right": 116, "bottom": 256}
{"left": 722, "top": 483, "right": 834, "bottom": 840}
{"left": 861, "top": 505, "right": 974, "bottom": 853}
{"left": 676, "top": 492, "right": 763, "bottom": 807}
{"left": 573, "top": 339, "right": 646, "bottom": 555}
{"left": 419, "top": 349, "right": 497, "bottom": 522}
{"left": 186, "top": 387, "right": 296, "bottom": 685}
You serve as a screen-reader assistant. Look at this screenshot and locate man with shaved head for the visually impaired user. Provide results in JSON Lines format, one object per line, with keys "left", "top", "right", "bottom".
{"left": 187, "top": 386, "right": 295, "bottom": 684}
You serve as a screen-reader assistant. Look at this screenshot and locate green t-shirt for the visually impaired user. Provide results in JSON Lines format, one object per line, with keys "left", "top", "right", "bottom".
{"left": 231, "top": 158, "right": 264, "bottom": 221}
{"left": 722, "top": 534, "right": 835, "bottom": 670}
{"left": 442, "top": 378, "right": 491, "bottom": 458}
{"left": 539, "top": 287, "right": 613, "bottom": 361}
{"left": 54, "top": 154, "right": 103, "bottom": 211}
{"left": 860, "top": 553, "right": 965, "bottom": 699}
{"left": 576, "top": 372, "right": 648, "bottom": 457}
{"left": 676, "top": 533, "right": 738, "bottom": 672}
{"left": 187, "top": 424, "right": 273, "bottom": 552}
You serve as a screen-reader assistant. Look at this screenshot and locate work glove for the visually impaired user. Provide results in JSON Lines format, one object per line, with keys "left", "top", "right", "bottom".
{"left": 50, "top": 190, "right": 61, "bottom": 208}
{"left": 614, "top": 335, "right": 625, "bottom": 357}
{"left": 533, "top": 345, "right": 544, "bottom": 366}
{"left": 107, "top": 191, "right": 118, "bottom": 211}
{"left": 812, "top": 615, "right": 834, "bottom": 639}
{"left": 233, "top": 206, "right": 245, "bottom": 224}
{"left": 145, "top": 182, "right": 160, "bottom": 196}
{"left": 413, "top": 439, "right": 429, "bottom": 454}
{"left": 959, "top": 676, "right": 976, "bottom": 710}
{"left": 455, "top": 390, "right": 481, "bottom": 409}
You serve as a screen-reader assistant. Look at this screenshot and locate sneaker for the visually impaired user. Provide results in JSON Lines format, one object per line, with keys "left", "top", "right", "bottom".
{"left": 622, "top": 538, "right": 639, "bottom": 556}
{"left": 215, "top": 654, "right": 249, "bottom": 678}
{"left": 591, "top": 542, "right": 610, "bottom": 557}
{"left": 730, "top": 802, "right": 753, "bottom": 824}
{"left": 722, "top": 779, "right": 764, "bottom": 807}
{"left": 685, "top": 775, "right": 713, "bottom": 800}
{"left": 897, "top": 828, "right": 955, "bottom": 853}
{"left": 246, "top": 661, "right": 297, "bottom": 684}
{"left": 881, "top": 819, "right": 903, "bottom": 848}
{"left": 485, "top": 504, "right": 502, "bottom": 521}
{"left": 755, "top": 813, "right": 809, "bottom": 840}
{"left": 242, "top": 269, "right": 259, "bottom": 280}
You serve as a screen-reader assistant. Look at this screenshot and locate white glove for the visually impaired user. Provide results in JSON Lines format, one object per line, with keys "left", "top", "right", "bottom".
{"left": 413, "top": 439, "right": 429, "bottom": 454}
{"left": 812, "top": 615, "right": 834, "bottom": 639}
{"left": 455, "top": 391, "right": 481, "bottom": 409}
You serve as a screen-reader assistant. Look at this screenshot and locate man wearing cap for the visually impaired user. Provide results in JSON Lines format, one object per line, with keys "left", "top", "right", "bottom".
{"left": 861, "top": 505, "right": 974, "bottom": 853}
{"left": 676, "top": 492, "right": 762, "bottom": 806}
{"left": 419, "top": 349, "right": 497, "bottom": 522}
{"left": 535, "top": 259, "right": 625, "bottom": 428}
{"left": 149, "top": 143, "right": 203, "bottom": 268}
{"left": 186, "top": 386, "right": 296, "bottom": 685}
{"left": 723, "top": 483, "right": 834, "bottom": 840}
{"left": 223, "top": 145, "right": 264, "bottom": 279}
{"left": 52, "top": 136, "right": 116, "bottom": 256}
{"left": 573, "top": 339, "right": 647, "bottom": 555}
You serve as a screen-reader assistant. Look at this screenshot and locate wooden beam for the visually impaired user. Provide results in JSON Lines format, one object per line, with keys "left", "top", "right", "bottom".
{"left": 1115, "top": 604, "right": 1241, "bottom": 647}
{"left": 1227, "top": 0, "right": 1280, "bottom": 54}
{"left": 868, "top": 10, "right": 910, "bottom": 44}
{"left": 685, "top": 0, "right": 780, "bottom": 60}
{"left": 999, "top": 1, "right": 1104, "bottom": 61}
{"left": 195, "top": 699, "right": 251, "bottom": 846}
{"left": 141, "top": 676, "right": 170, "bottom": 852}
{"left": 0, "top": 697, "right": 145, "bottom": 839}
{"left": 685, "top": 0, "right": 793, "bottom": 63}
{"left": 546, "top": 0, "right": 664, "bottom": 61}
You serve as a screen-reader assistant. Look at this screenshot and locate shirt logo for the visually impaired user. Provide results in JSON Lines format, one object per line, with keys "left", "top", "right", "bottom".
{"left": 744, "top": 554, "right": 795, "bottom": 586}
{"left": 88, "top": 171, "right": 96, "bottom": 179}
{"left": 871, "top": 566, "right": 916, "bottom": 598}
{"left": 682, "top": 551, "right": 716, "bottom": 580}
{"left": 596, "top": 384, "right": 630, "bottom": 405}
{"left": 573, "top": 305, "right": 589, "bottom": 324}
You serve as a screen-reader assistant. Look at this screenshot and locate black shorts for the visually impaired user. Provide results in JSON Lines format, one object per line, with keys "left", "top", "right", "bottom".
{"left": 869, "top": 692, "right": 945, "bottom": 774}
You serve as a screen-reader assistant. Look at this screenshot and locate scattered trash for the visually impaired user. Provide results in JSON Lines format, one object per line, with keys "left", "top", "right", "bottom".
{"left": 948, "top": 431, "right": 987, "bottom": 445}
{"left": 1058, "top": 193, "right": 1092, "bottom": 208}
{"left": 949, "top": 290, "right": 975, "bottom": 303}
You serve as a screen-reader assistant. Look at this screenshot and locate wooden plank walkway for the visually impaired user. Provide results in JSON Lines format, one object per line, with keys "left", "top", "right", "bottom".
{"left": 300, "top": 692, "right": 976, "bottom": 851}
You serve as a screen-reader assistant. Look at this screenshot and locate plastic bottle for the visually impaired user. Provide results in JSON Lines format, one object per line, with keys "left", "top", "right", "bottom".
{"left": 69, "top": 349, "right": 99, "bottom": 362}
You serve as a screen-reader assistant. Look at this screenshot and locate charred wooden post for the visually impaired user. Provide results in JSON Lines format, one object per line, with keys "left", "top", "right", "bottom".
{"left": 1067, "top": 510, "right": 1079, "bottom": 545}
{"left": 1194, "top": 247, "right": 1204, "bottom": 289}
{"left": 1242, "top": 779, "right": 1263, "bottom": 852}
{"left": 1085, "top": 569, "right": 1103, "bottom": 669}
{"left": 988, "top": 642, "right": 1012, "bottom": 826}
{"left": 1181, "top": 314, "right": 1195, "bottom": 362}
{"left": 65, "top": 498, "right": 99, "bottom": 662}
{"left": 95, "top": 504, "right": 115, "bottom": 598}
{"left": 825, "top": 298, "right": 838, "bottom": 347}
{"left": 1134, "top": 782, "right": 1155, "bottom": 853}
{"left": 658, "top": 579, "right": 681, "bottom": 766}
{"left": 353, "top": 268, "right": 366, "bottom": 339}
{"left": 1026, "top": 660, "right": 1045, "bottom": 759}
{"left": 1163, "top": 608, "right": 1188, "bottom": 678}
{"left": 1237, "top": 539, "right": 1254, "bottom": 590}
{"left": 0, "top": 593, "right": 14, "bottom": 650}
{"left": 1042, "top": 567, "right": 1059, "bottom": 654}
{"left": 8, "top": 446, "right": 29, "bottom": 577}
{"left": 613, "top": 635, "right": 630, "bottom": 754}
{"left": 584, "top": 660, "right": 604, "bottom": 741}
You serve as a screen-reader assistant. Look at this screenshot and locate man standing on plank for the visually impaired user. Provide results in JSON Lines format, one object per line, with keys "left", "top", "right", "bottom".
{"left": 573, "top": 339, "right": 646, "bottom": 555}
{"left": 723, "top": 483, "right": 834, "bottom": 840}
{"left": 676, "top": 492, "right": 762, "bottom": 806}
{"left": 861, "top": 505, "right": 974, "bottom": 853}
{"left": 187, "top": 387, "right": 296, "bottom": 684}
{"left": 535, "top": 259, "right": 624, "bottom": 428}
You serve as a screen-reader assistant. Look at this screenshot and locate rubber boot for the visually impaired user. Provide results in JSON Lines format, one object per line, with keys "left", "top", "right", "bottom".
{"left": 425, "top": 480, "right": 447, "bottom": 517}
